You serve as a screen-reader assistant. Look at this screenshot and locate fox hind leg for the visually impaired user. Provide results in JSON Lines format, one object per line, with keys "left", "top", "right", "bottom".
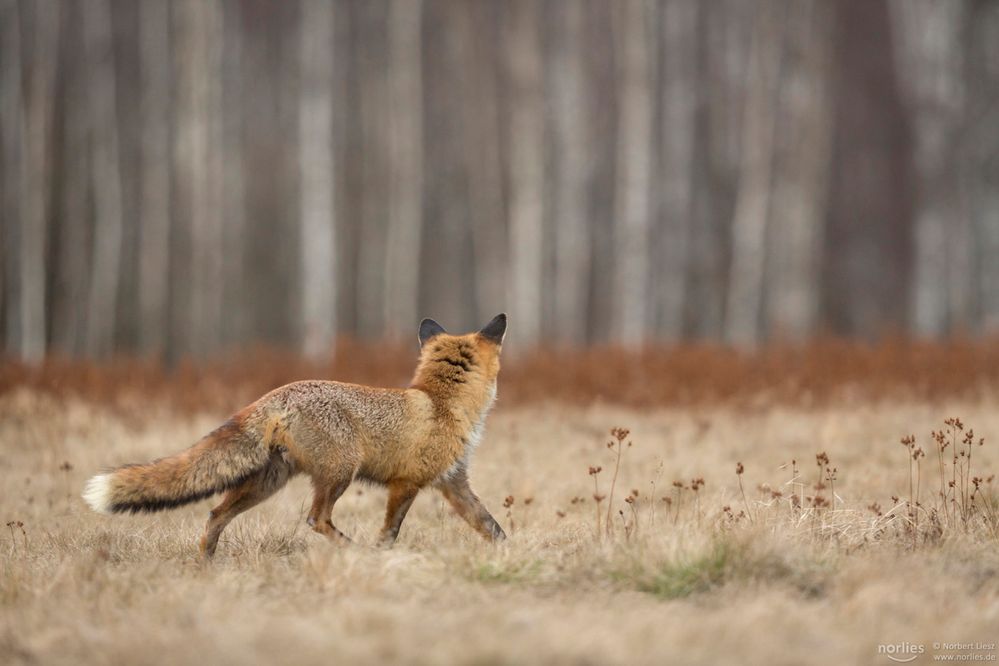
{"left": 200, "top": 455, "right": 292, "bottom": 559}
{"left": 307, "top": 476, "right": 353, "bottom": 543}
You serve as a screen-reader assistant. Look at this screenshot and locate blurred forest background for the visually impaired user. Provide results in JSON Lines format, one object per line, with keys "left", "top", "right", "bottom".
{"left": 2, "top": 0, "right": 999, "bottom": 363}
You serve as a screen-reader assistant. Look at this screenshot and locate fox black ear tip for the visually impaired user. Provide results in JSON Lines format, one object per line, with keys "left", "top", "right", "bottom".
{"left": 480, "top": 313, "right": 507, "bottom": 343}
{"left": 419, "top": 318, "right": 448, "bottom": 345}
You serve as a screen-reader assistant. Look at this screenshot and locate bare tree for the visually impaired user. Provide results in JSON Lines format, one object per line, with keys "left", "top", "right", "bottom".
{"left": 765, "top": 0, "right": 833, "bottom": 339}
{"left": 612, "top": 0, "right": 654, "bottom": 346}
{"left": 355, "top": 2, "right": 389, "bottom": 338}
{"left": 299, "top": 0, "right": 336, "bottom": 359}
{"left": 504, "top": 0, "right": 545, "bottom": 349}
{"left": 461, "top": 2, "right": 507, "bottom": 325}
{"left": 725, "top": 0, "right": 786, "bottom": 346}
{"left": 686, "top": 0, "right": 754, "bottom": 339}
{"left": 384, "top": 0, "right": 423, "bottom": 338}
{"left": 221, "top": 0, "right": 248, "bottom": 347}
{"left": 965, "top": 1, "right": 999, "bottom": 331}
{"left": 891, "top": 0, "right": 969, "bottom": 335}
{"left": 172, "top": 0, "right": 224, "bottom": 357}
{"left": 824, "top": 0, "right": 915, "bottom": 337}
{"left": 51, "top": 4, "right": 90, "bottom": 355}
{"left": 551, "top": 0, "right": 590, "bottom": 344}
{"left": 0, "top": 0, "right": 24, "bottom": 356}
{"left": 654, "top": 0, "right": 698, "bottom": 339}
{"left": 137, "top": 0, "right": 172, "bottom": 355}
{"left": 82, "top": 0, "right": 124, "bottom": 358}
{"left": 2, "top": 1, "right": 58, "bottom": 360}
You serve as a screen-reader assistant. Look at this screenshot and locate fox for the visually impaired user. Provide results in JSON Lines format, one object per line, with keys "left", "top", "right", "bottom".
{"left": 83, "top": 314, "right": 509, "bottom": 558}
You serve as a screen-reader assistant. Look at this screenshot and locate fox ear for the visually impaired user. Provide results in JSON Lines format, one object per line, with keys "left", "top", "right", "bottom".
{"left": 479, "top": 313, "right": 507, "bottom": 344}
{"left": 419, "top": 318, "right": 447, "bottom": 346}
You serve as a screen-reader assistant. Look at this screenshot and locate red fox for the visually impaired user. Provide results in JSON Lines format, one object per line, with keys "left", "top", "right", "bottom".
{"left": 84, "top": 314, "right": 508, "bottom": 558}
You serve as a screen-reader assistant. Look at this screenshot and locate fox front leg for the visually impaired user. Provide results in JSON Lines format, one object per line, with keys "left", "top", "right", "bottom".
{"left": 436, "top": 473, "right": 506, "bottom": 542}
{"left": 378, "top": 481, "right": 420, "bottom": 547}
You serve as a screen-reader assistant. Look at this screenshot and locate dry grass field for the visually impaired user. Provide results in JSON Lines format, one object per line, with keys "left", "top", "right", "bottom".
{"left": 2, "top": 345, "right": 999, "bottom": 665}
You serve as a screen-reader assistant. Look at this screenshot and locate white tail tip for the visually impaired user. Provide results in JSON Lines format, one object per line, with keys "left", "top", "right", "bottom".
{"left": 83, "top": 473, "right": 113, "bottom": 514}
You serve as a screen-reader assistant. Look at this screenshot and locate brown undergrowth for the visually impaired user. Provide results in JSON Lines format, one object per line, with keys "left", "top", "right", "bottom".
{"left": 3, "top": 336, "right": 999, "bottom": 416}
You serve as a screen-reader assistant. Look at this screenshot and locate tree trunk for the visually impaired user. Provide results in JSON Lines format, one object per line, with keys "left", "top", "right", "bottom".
{"left": 83, "top": 0, "right": 124, "bottom": 358}
{"left": 964, "top": 1, "right": 999, "bottom": 331}
{"left": 221, "top": 0, "right": 247, "bottom": 348}
{"left": 51, "top": 3, "right": 90, "bottom": 356}
{"left": 891, "top": 0, "right": 969, "bottom": 335}
{"left": 2, "top": 0, "right": 58, "bottom": 360}
{"left": 172, "top": 0, "right": 223, "bottom": 358}
{"left": 0, "top": 0, "right": 24, "bottom": 356}
{"left": 137, "top": 0, "right": 171, "bottom": 356}
{"left": 384, "top": 0, "right": 423, "bottom": 338}
{"left": 504, "top": 0, "right": 545, "bottom": 349}
{"left": 460, "top": 2, "right": 506, "bottom": 327}
{"left": 298, "top": 0, "right": 336, "bottom": 359}
{"left": 551, "top": 0, "right": 590, "bottom": 345}
{"left": 612, "top": 0, "right": 654, "bottom": 346}
{"left": 823, "top": 0, "right": 915, "bottom": 337}
{"left": 355, "top": 1, "right": 389, "bottom": 337}
{"left": 725, "top": 0, "right": 785, "bottom": 346}
{"left": 687, "top": 0, "right": 753, "bottom": 339}
{"left": 764, "top": 0, "right": 833, "bottom": 340}
{"left": 654, "top": 0, "right": 698, "bottom": 340}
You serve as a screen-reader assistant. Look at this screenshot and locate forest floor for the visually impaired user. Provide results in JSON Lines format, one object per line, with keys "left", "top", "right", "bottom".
{"left": 2, "top": 352, "right": 999, "bottom": 665}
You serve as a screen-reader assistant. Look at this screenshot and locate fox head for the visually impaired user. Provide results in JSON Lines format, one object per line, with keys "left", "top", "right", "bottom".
{"left": 413, "top": 314, "right": 506, "bottom": 393}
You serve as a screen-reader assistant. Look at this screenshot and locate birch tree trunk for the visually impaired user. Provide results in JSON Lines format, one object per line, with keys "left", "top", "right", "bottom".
{"left": 137, "top": 0, "right": 171, "bottom": 355}
{"left": 765, "top": 0, "right": 832, "bottom": 339}
{"left": 355, "top": 1, "right": 389, "bottom": 337}
{"left": 612, "top": 0, "right": 653, "bottom": 346}
{"left": 23, "top": 0, "right": 59, "bottom": 359}
{"left": 461, "top": 2, "right": 506, "bottom": 325}
{"left": 0, "top": 0, "right": 24, "bottom": 356}
{"left": 2, "top": 1, "right": 58, "bottom": 360}
{"left": 199, "top": 2, "right": 224, "bottom": 356}
{"left": 505, "top": 0, "right": 545, "bottom": 349}
{"left": 724, "top": 0, "right": 785, "bottom": 346}
{"left": 418, "top": 0, "right": 469, "bottom": 330}
{"left": 965, "top": 2, "right": 999, "bottom": 331}
{"left": 551, "top": 0, "right": 590, "bottom": 344}
{"left": 221, "top": 0, "right": 247, "bottom": 347}
{"left": 891, "top": 0, "right": 968, "bottom": 335}
{"left": 824, "top": 0, "right": 915, "bottom": 337}
{"left": 52, "top": 4, "right": 90, "bottom": 355}
{"left": 299, "top": 0, "right": 336, "bottom": 359}
{"left": 173, "top": 0, "right": 223, "bottom": 357}
{"left": 687, "top": 0, "right": 753, "bottom": 339}
{"left": 83, "top": 0, "right": 124, "bottom": 358}
{"left": 384, "top": 0, "right": 423, "bottom": 338}
{"left": 654, "top": 0, "right": 698, "bottom": 339}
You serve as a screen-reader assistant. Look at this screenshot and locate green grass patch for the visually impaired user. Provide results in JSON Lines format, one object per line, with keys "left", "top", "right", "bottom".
{"left": 615, "top": 540, "right": 832, "bottom": 600}
{"left": 468, "top": 558, "right": 543, "bottom": 585}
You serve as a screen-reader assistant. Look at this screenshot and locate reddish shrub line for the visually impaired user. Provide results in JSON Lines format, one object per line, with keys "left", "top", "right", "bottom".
{"left": 2, "top": 337, "right": 999, "bottom": 414}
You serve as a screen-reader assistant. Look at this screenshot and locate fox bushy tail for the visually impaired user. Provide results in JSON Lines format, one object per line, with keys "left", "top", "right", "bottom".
{"left": 83, "top": 417, "right": 270, "bottom": 514}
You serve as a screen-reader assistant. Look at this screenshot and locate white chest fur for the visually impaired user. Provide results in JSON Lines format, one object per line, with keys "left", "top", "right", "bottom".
{"left": 437, "top": 383, "right": 496, "bottom": 484}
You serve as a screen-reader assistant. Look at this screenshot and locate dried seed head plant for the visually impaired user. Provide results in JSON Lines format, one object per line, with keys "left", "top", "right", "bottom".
{"left": 605, "top": 428, "right": 632, "bottom": 537}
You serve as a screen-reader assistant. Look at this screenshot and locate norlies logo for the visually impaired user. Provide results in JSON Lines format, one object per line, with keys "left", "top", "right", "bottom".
{"left": 878, "top": 642, "right": 925, "bottom": 662}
